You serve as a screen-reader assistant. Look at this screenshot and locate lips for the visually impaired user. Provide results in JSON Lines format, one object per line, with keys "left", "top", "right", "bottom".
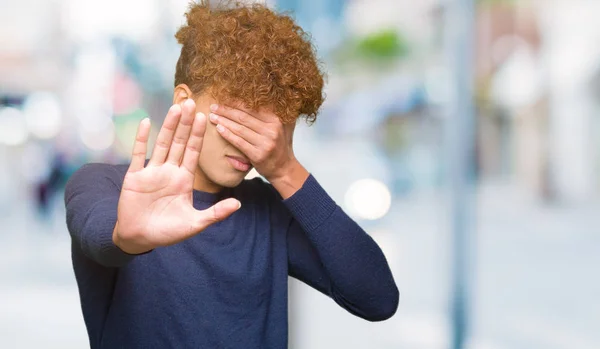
{"left": 227, "top": 155, "right": 250, "bottom": 165}
{"left": 226, "top": 155, "right": 252, "bottom": 172}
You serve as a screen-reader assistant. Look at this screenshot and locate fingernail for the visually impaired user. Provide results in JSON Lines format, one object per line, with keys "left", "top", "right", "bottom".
{"left": 210, "top": 104, "right": 218, "bottom": 112}
{"left": 236, "top": 200, "right": 241, "bottom": 209}
{"left": 169, "top": 104, "right": 180, "bottom": 112}
{"left": 197, "top": 112, "right": 205, "bottom": 120}
{"left": 216, "top": 124, "right": 225, "bottom": 133}
{"left": 184, "top": 99, "right": 195, "bottom": 108}
{"left": 209, "top": 113, "right": 218, "bottom": 122}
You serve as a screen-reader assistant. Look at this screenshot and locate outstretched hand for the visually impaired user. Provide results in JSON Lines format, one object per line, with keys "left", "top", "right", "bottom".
{"left": 113, "top": 99, "right": 241, "bottom": 254}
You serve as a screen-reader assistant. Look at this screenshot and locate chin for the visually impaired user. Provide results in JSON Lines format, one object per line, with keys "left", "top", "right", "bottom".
{"left": 211, "top": 172, "right": 247, "bottom": 188}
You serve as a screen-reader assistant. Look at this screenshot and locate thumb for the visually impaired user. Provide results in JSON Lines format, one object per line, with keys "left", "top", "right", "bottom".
{"left": 194, "top": 198, "right": 241, "bottom": 232}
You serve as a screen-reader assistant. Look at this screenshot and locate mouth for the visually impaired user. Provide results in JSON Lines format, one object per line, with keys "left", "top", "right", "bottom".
{"left": 226, "top": 155, "right": 252, "bottom": 172}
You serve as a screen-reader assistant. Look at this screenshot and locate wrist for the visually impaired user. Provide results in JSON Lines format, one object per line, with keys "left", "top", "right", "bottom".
{"left": 112, "top": 221, "right": 153, "bottom": 255}
{"left": 269, "top": 160, "right": 309, "bottom": 200}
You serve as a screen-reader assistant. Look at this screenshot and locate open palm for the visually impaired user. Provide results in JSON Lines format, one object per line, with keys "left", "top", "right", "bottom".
{"left": 114, "top": 99, "right": 240, "bottom": 254}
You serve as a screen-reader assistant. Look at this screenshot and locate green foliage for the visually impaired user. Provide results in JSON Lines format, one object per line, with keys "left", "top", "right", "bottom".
{"left": 355, "top": 29, "right": 409, "bottom": 60}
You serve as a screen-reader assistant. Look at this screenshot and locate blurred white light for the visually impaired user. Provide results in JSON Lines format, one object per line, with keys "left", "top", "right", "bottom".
{"left": 491, "top": 46, "right": 543, "bottom": 109}
{"left": 345, "top": 0, "right": 435, "bottom": 39}
{"left": 80, "top": 121, "right": 115, "bottom": 151}
{"left": 78, "top": 111, "right": 114, "bottom": 132}
{"left": 74, "top": 43, "right": 116, "bottom": 90}
{"left": 0, "top": 107, "right": 29, "bottom": 146}
{"left": 68, "top": 42, "right": 117, "bottom": 132}
{"left": 22, "top": 92, "right": 63, "bottom": 139}
{"left": 65, "top": 0, "right": 158, "bottom": 42}
{"left": 344, "top": 178, "right": 392, "bottom": 220}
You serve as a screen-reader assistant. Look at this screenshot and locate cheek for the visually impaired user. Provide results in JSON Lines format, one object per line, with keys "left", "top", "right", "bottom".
{"left": 198, "top": 127, "right": 226, "bottom": 164}
{"left": 207, "top": 124, "right": 231, "bottom": 150}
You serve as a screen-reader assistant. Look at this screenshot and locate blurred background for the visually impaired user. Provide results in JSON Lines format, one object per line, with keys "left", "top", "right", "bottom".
{"left": 1, "top": 0, "right": 599, "bottom": 348}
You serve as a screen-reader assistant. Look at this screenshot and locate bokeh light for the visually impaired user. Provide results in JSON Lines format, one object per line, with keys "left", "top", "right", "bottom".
{"left": 344, "top": 178, "right": 392, "bottom": 220}
{"left": 79, "top": 120, "right": 116, "bottom": 151}
{"left": 23, "top": 92, "right": 63, "bottom": 139}
{"left": 0, "top": 107, "right": 28, "bottom": 146}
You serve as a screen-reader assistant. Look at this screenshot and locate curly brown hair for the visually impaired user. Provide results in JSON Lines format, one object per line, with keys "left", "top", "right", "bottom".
{"left": 174, "top": 0, "right": 325, "bottom": 124}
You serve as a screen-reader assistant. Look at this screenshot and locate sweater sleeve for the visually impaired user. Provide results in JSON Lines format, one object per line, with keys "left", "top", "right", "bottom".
{"left": 64, "top": 163, "right": 138, "bottom": 267}
{"left": 284, "top": 175, "right": 399, "bottom": 321}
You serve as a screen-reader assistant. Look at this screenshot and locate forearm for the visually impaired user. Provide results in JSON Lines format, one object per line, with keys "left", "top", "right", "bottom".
{"left": 66, "top": 196, "right": 136, "bottom": 267}
{"left": 64, "top": 164, "right": 137, "bottom": 268}
{"left": 284, "top": 175, "right": 399, "bottom": 320}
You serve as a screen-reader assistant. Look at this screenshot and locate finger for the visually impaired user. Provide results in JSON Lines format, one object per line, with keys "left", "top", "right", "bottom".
{"left": 209, "top": 112, "right": 262, "bottom": 145}
{"left": 167, "top": 99, "right": 196, "bottom": 165}
{"left": 128, "top": 118, "right": 151, "bottom": 172}
{"left": 193, "top": 198, "right": 241, "bottom": 233}
{"left": 148, "top": 104, "right": 182, "bottom": 166}
{"left": 215, "top": 123, "right": 256, "bottom": 158}
{"left": 181, "top": 112, "right": 207, "bottom": 174}
{"left": 210, "top": 103, "right": 267, "bottom": 131}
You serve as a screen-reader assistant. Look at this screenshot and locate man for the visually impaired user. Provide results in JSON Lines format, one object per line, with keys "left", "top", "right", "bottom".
{"left": 65, "top": 1, "right": 398, "bottom": 348}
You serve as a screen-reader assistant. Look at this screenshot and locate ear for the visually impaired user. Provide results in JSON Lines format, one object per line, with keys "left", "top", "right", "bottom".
{"left": 173, "top": 84, "right": 194, "bottom": 105}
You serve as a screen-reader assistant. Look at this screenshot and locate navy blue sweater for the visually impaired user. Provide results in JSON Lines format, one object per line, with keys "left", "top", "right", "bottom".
{"left": 64, "top": 163, "right": 398, "bottom": 349}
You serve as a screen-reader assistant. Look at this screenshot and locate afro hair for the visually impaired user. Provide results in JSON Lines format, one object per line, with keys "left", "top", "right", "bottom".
{"left": 174, "top": 0, "right": 326, "bottom": 124}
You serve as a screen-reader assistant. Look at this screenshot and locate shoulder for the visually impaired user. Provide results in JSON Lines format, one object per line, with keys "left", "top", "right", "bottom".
{"left": 67, "top": 162, "right": 130, "bottom": 189}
